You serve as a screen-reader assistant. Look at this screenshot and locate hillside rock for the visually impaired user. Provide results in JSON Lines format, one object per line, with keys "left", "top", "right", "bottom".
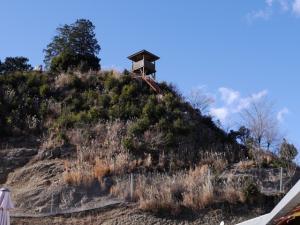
{"left": 37, "top": 145, "right": 76, "bottom": 160}
{"left": 0, "top": 148, "right": 38, "bottom": 184}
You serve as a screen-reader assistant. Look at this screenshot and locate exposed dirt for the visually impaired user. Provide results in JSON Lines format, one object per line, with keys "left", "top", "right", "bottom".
{"left": 0, "top": 148, "right": 38, "bottom": 183}
{"left": 11, "top": 204, "right": 269, "bottom": 225}
{"left": 5, "top": 159, "right": 114, "bottom": 214}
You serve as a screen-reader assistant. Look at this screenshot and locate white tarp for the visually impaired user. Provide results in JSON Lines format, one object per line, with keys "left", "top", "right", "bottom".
{"left": 0, "top": 188, "right": 14, "bottom": 225}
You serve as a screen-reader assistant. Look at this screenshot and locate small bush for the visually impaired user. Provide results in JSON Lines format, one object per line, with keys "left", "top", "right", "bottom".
{"left": 129, "top": 117, "right": 150, "bottom": 135}
{"left": 243, "top": 182, "right": 259, "bottom": 204}
{"left": 122, "top": 137, "right": 135, "bottom": 151}
{"left": 39, "top": 84, "right": 50, "bottom": 97}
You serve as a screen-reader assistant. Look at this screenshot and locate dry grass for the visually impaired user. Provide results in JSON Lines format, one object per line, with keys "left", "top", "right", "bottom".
{"left": 248, "top": 148, "right": 278, "bottom": 167}
{"left": 236, "top": 160, "right": 256, "bottom": 170}
{"left": 56, "top": 120, "right": 243, "bottom": 211}
{"left": 40, "top": 130, "right": 66, "bottom": 150}
{"left": 59, "top": 121, "right": 134, "bottom": 186}
{"left": 111, "top": 164, "right": 245, "bottom": 214}
{"left": 63, "top": 161, "right": 95, "bottom": 186}
{"left": 198, "top": 151, "right": 229, "bottom": 174}
{"left": 54, "top": 73, "right": 74, "bottom": 88}
{"left": 222, "top": 185, "right": 245, "bottom": 204}
{"left": 63, "top": 158, "right": 112, "bottom": 186}
{"left": 59, "top": 120, "right": 168, "bottom": 186}
{"left": 93, "top": 158, "right": 111, "bottom": 180}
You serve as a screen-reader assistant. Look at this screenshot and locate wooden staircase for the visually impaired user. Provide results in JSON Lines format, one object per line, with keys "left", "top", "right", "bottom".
{"left": 141, "top": 76, "right": 162, "bottom": 94}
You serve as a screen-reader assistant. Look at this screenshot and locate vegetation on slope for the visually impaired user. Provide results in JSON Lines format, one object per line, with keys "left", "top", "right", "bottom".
{"left": 0, "top": 70, "right": 241, "bottom": 167}
{"left": 1, "top": 18, "right": 298, "bottom": 218}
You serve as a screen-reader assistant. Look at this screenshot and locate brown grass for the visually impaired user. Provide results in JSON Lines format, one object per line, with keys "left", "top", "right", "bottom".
{"left": 63, "top": 158, "right": 110, "bottom": 186}
{"left": 93, "top": 158, "right": 111, "bottom": 181}
{"left": 111, "top": 164, "right": 245, "bottom": 214}
{"left": 63, "top": 165, "right": 94, "bottom": 186}
{"left": 222, "top": 185, "right": 245, "bottom": 204}
{"left": 40, "top": 130, "right": 66, "bottom": 150}
{"left": 236, "top": 160, "right": 256, "bottom": 170}
{"left": 56, "top": 120, "right": 243, "bottom": 212}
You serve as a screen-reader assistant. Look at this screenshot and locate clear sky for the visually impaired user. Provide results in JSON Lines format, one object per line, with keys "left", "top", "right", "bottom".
{"left": 0, "top": 0, "right": 299, "bottom": 154}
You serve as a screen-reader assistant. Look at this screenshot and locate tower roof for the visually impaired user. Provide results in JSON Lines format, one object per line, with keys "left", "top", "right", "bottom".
{"left": 127, "top": 50, "right": 160, "bottom": 62}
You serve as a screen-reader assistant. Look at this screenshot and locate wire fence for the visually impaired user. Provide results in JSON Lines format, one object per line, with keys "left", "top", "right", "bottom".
{"left": 9, "top": 165, "right": 300, "bottom": 218}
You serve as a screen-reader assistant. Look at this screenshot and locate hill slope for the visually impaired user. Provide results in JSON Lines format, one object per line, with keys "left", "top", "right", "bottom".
{"left": 0, "top": 70, "right": 296, "bottom": 224}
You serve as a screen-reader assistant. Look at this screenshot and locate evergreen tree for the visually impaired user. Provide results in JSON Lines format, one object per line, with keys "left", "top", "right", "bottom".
{"left": 44, "top": 19, "right": 101, "bottom": 72}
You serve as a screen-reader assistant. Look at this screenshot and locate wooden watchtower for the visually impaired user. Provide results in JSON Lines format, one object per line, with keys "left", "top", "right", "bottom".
{"left": 128, "top": 50, "right": 160, "bottom": 80}
{"left": 128, "top": 50, "right": 161, "bottom": 93}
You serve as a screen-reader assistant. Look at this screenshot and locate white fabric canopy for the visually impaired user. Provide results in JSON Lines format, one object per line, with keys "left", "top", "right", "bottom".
{"left": 0, "top": 188, "right": 14, "bottom": 225}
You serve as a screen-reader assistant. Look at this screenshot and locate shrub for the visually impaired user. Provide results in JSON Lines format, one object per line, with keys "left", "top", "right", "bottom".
{"left": 0, "top": 56, "right": 32, "bottom": 74}
{"left": 243, "top": 182, "right": 259, "bottom": 204}
{"left": 104, "top": 75, "right": 120, "bottom": 91}
{"left": 122, "top": 137, "right": 135, "bottom": 151}
{"left": 39, "top": 84, "right": 50, "bottom": 97}
{"left": 120, "top": 83, "right": 138, "bottom": 100}
{"left": 129, "top": 117, "right": 150, "bottom": 135}
{"left": 50, "top": 52, "right": 100, "bottom": 73}
{"left": 55, "top": 113, "right": 82, "bottom": 128}
{"left": 279, "top": 139, "right": 298, "bottom": 162}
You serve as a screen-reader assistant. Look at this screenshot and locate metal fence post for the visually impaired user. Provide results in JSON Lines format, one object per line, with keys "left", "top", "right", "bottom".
{"left": 51, "top": 194, "right": 53, "bottom": 214}
{"left": 130, "top": 173, "right": 134, "bottom": 201}
{"left": 280, "top": 167, "right": 283, "bottom": 193}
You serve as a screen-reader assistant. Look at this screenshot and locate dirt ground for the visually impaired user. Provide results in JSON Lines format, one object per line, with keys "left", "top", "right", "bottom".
{"left": 11, "top": 204, "right": 267, "bottom": 225}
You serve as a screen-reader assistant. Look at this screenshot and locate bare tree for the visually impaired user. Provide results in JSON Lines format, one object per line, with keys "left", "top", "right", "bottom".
{"left": 240, "top": 98, "right": 280, "bottom": 150}
{"left": 265, "top": 120, "right": 282, "bottom": 150}
{"left": 187, "top": 87, "right": 214, "bottom": 114}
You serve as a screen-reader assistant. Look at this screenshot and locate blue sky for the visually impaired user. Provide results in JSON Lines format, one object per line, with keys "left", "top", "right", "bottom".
{"left": 0, "top": 0, "right": 299, "bottom": 153}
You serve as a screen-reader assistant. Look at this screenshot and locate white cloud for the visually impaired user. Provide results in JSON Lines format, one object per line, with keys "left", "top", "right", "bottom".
{"left": 218, "top": 87, "right": 240, "bottom": 105}
{"left": 210, "top": 107, "right": 229, "bottom": 122}
{"left": 292, "top": 0, "right": 300, "bottom": 15}
{"left": 208, "top": 88, "right": 269, "bottom": 123}
{"left": 236, "top": 90, "right": 268, "bottom": 112}
{"left": 247, "top": 9, "right": 273, "bottom": 23}
{"left": 279, "top": 0, "right": 290, "bottom": 11}
{"left": 266, "top": 0, "right": 274, "bottom": 6}
{"left": 247, "top": 0, "right": 300, "bottom": 21}
{"left": 277, "top": 107, "right": 289, "bottom": 122}
{"left": 217, "top": 88, "right": 267, "bottom": 112}
{"left": 251, "top": 90, "right": 268, "bottom": 101}
{"left": 204, "top": 86, "right": 288, "bottom": 130}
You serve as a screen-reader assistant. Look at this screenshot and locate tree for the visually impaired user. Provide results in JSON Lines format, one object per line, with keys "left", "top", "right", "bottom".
{"left": 279, "top": 139, "right": 298, "bottom": 162}
{"left": 229, "top": 126, "right": 252, "bottom": 146}
{"left": 187, "top": 87, "right": 214, "bottom": 114}
{"left": 240, "top": 98, "right": 280, "bottom": 150}
{"left": 0, "top": 57, "right": 32, "bottom": 74}
{"left": 50, "top": 51, "right": 100, "bottom": 73}
{"left": 44, "top": 19, "right": 101, "bottom": 72}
